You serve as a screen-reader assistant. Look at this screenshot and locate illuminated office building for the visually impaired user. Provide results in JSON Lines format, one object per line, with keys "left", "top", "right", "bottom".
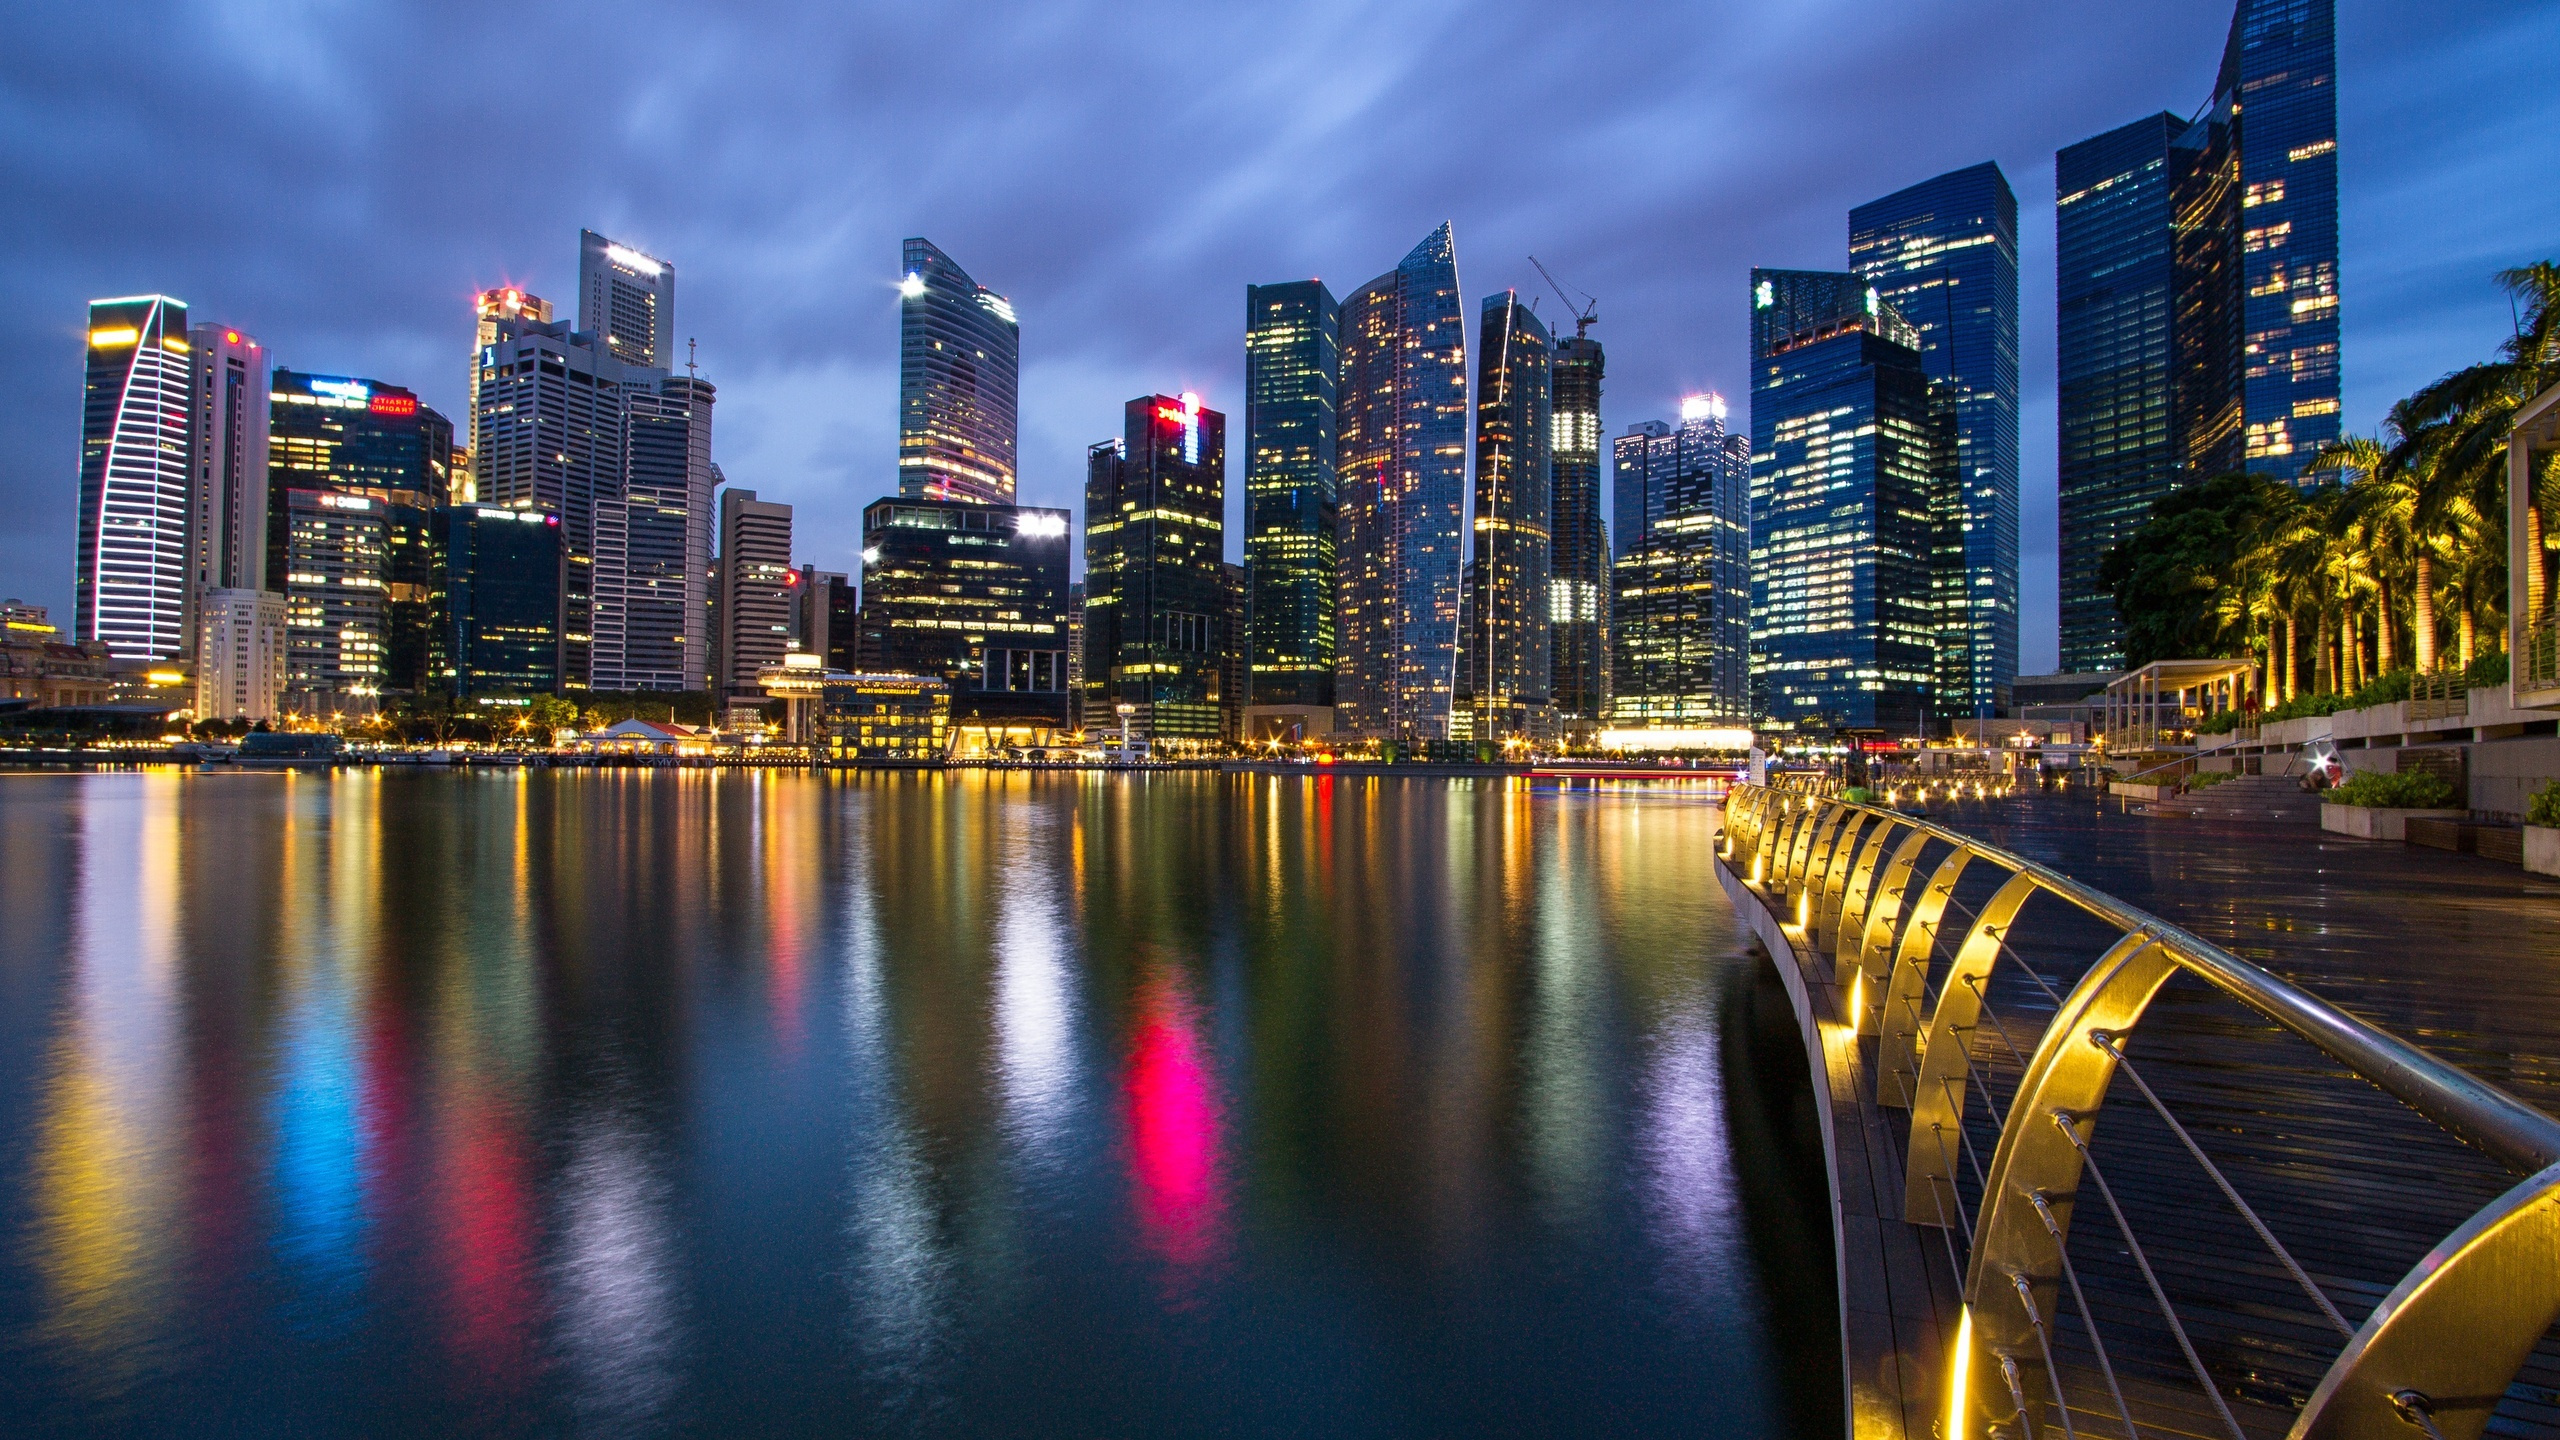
{"left": 76, "top": 294, "right": 193, "bottom": 658}
{"left": 1242, "top": 279, "right": 1339, "bottom": 727}
{"left": 899, "top": 237, "right": 1019, "bottom": 504}
{"left": 1749, "top": 269, "right": 1936, "bottom": 733}
{"left": 715, "top": 488, "right": 794, "bottom": 698}
{"left": 855, "top": 497, "right": 1071, "bottom": 743}
{"left": 1548, "top": 332, "right": 1607, "bottom": 729}
{"left": 796, "top": 565, "right": 855, "bottom": 672}
{"left": 268, "top": 370, "right": 450, "bottom": 696}
{"left": 2056, "top": 0, "right": 2339, "bottom": 671}
{"left": 1609, "top": 396, "right": 1750, "bottom": 730}
{"left": 432, "top": 504, "right": 562, "bottom": 699}
{"left": 1462, "top": 291, "right": 1554, "bottom": 743}
{"left": 1851, "top": 162, "right": 2019, "bottom": 716}
{"left": 185, "top": 324, "right": 272, "bottom": 655}
{"left": 1083, "top": 394, "right": 1229, "bottom": 742}
{"left": 623, "top": 375, "right": 716, "bottom": 690}
{"left": 273, "top": 487, "right": 387, "bottom": 712}
{"left": 196, "top": 587, "right": 285, "bottom": 721}
{"left": 579, "top": 229, "right": 675, "bottom": 368}
{"left": 468, "top": 286, "right": 550, "bottom": 465}
{"left": 1334, "top": 222, "right": 1467, "bottom": 742}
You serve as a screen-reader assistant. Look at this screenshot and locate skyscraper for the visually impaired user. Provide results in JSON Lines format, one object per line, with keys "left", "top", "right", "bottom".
{"left": 268, "top": 370, "right": 452, "bottom": 696}
{"left": 623, "top": 376, "right": 715, "bottom": 690}
{"left": 1749, "top": 269, "right": 1937, "bottom": 732}
{"left": 196, "top": 587, "right": 285, "bottom": 721}
{"left": 899, "top": 238, "right": 1019, "bottom": 504}
{"left": 77, "top": 295, "right": 192, "bottom": 658}
{"left": 1609, "top": 397, "right": 1751, "bottom": 732}
{"left": 468, "top": 286, "right": 551, "bottom": 468}
{"left": 1334, "top": 223, "right": 1467, "bottom": 743}
{"left": 1613, "top": 420, "right": 1670, "bottom": 558}
{"left": 579, "top": 229, "right": 676, "bottom": 369}
{"left": 431, "top": 505, "right": 563, "bottom": 700}
{"left": 1463, "top": 291, "right": 1554, "bottom": 743}
{"left": 1242, "top": 280, "right": 1339, "bottom": 728}
{"left": 187, "top": 325, "right": 271, "bottom": 621}
{"left": 1082, "top": 394, "right": 1229, "bottom": 743}
{"left": 715, "top": 488, "right": 794, "bottom": 698}
{"left": 1548, "top": 331, "right": 1608, "bottom": 731}
{"left": 2056, "top": 0, "right": 2339, "bottom": 671}
{"left": 273, "top": 487, "right": 387, "bottom": 710}
{"left": 854, "top": 497, "right": 1072, "bottom": 747}
{"left": 1851, "top": 161, "right": 2020, "bottom": 716}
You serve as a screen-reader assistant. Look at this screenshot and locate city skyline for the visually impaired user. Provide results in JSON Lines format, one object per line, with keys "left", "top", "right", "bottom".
{"left": 3, "top": 5, "right": 2554, "bottom": 679}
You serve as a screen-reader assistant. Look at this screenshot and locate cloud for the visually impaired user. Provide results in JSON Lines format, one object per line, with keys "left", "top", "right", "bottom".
{"left": 3, "top": 0, "right": 2554, "bottom": 676}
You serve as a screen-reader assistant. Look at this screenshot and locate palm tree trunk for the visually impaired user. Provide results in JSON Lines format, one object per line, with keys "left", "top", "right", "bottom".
{"left": 2414, "top": 553, "right": 2438, "bottom": 672}
{"left": 2376, "top": 579, "right": 2396, "bottom": 672}
{"left": 2283, "top": 613, "right": 2299, "bottom": 703}
{"left": 2528, "top": 501, "right": 2548, "bottom": 626}
{"left": 2459, "top": 606, "right": 2476, "bottom": 669}
{"left": 2314, "top": 611, "right": 2332, "bottom": 694}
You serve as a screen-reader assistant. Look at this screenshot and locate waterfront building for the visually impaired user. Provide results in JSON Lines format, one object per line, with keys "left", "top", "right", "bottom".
{"left": 1220, "top": 560, "right": 1247, "bottom": 742}
{"left": 77, "top": 295, "right": 193, "bottom": 658}
{"left": 431, "top": 504, "right": 562, "bottom": 699}
{"left": 268, "top": 370, "right": 450, "bottom": 696}
{"left": 1548, "top": 332, "right": 1608, "bottom": 732}
{"left": 818, "top": 672, "right": 949, "bottom": 760}
{"left": 578, "top": 229, "right": 675, "bottom": 368}
{"left": 622, "top": 375, "right": 716, "bottom": 690}
{"left": 468, "top": 286, "right": 550, "bottom": 465}
{"left": 1334, "top": 222, "right": 1467, "bottom": 743}
{"left": 1082, "top": 393, "right": 1229, "bottom": 743}
{"left": 2056, "top": 0, "right": 2340, "bottom": 671}
{"left": 1463, "top": 292, "right": 1554, "bottom": 743}
{"left": 273, "top": 487, "right": 387, "bottom": 712}
{"left": 715, "top": 488, "right": 794, "bottom": 699}
{"left": 796, "top": 566, "right": 855, "bottom": 672}
{"left": 2, "top": 600, "right": 50, "bottom": 631}
{"left": 1612, "top": 421, "right": 1669, "bottom": 559}
{"left": 1242, "top": 280, "right": 1339, "bottom": 734}
{"left": 1749, "top": 269, "right": 1936, "bottom": 733}
{"left": 1851, "top": 162, "right": 2019, "bottom": 716}
{"left": 186, "top": 325, "right": 272, "bottom": 663}
{"left": 1608, "top": 396, "right": 1751, "bottom": 732}
{"left": 899, "top": 238, "right": 1019, "bottom": 504}
{"left": 194, "top": 587, "right": 285, "bottom": 721}
{"left": 854, "top": 496, "right": 1072, "bottom": 747}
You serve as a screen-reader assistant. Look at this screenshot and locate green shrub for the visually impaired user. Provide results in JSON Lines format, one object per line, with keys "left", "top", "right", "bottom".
{"left": 2529, "top": 780, "right": 2560, "bottom": 829}
{"left": 2464, "top": 651, "right": 2510, "bottom": 688}
{"left": 2327, "top": 769, "right": 2456, "bottom": 809}
{"left": 2185, "top": 769, "right": 2237, "bottom": 789}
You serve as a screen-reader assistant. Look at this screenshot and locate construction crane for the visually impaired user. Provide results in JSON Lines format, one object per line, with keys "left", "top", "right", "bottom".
{"left": 1529, "top": 255, "right": 1598, "bottom": 338}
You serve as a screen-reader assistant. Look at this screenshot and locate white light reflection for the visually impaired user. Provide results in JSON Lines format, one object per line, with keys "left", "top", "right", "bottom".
{"left": 993, "top": 822, "right": 1078, "bottom": 1174}
{"left": 553, "top": 1113, "right": 681, "bottom": 1430}
{"left": 1638, "top": 987, "right": 1748, "bottom": 1310}
{"left": 1521, "top": 820, "right": 1605, "bottom": 1232}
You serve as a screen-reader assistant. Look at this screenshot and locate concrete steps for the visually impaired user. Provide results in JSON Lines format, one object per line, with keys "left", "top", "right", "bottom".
{"left": 2150, "top": 773, "right": 2324, "bottom": 824}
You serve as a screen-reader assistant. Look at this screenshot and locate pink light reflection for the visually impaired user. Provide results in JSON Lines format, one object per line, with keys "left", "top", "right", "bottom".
{"left": 1121, "top": 972, "right": 1225, "bottom": 1272}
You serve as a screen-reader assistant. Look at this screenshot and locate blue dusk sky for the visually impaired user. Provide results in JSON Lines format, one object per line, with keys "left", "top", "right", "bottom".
{"left": 3, "top": 1, "right": 2554, "bottom": 673}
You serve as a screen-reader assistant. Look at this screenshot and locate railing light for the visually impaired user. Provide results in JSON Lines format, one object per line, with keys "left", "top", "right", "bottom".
{"left": 1945, "top": 1306, "right": 1973, "bottom": 1438}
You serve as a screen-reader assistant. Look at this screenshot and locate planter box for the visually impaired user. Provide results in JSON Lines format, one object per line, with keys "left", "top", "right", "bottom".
{"left": 2320, "top": 804, "right": 2468, "bottom": 841}
{"left": 2110, "top": 781, "right": 2175, "bottom": 803}
{"left": 2529, "top": 825, "right": 2560, "bottom": 878}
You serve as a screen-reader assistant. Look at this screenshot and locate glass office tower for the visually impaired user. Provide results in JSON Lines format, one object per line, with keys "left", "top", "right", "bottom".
{"left": 432, "top": 504, "right": 562, "bottom": 698}
{"left": 268, "top": 370, "right": 451, "bottom": 696}
{"left": 2057, "top": 0, "right": 2339, "bottom": 672}
{"left": 76, "top": 295, "right": 193, "bottom": 658}
{"left": 1463, "top": 292, "right": 1554, "bottom": 743}
{"left": 1850, "top": 161, "right": 2019, "bottom": 716}
{"left": 1548, "top": 333, "right": 1607, "bottom": 729}
{"left": 1334, "top": 222, "right": 1467, "bottom": 743}
{"left": 1749, "top": 270, "right": 1936, "bottom": 732}
{"left": 1242, "top": 280, "right": 1339, "bottom": 713}
{"left": 1609, "top": 397, "right": 1750, "bottom": 730}
{"left": 1083, "top": 394, "right": 1229, "bottom": 742}
{"left": 578, "top": 229, "right": 675, "bottom": 369}
{"left": 899, "top": 238, "right": 1019, "bottom": 504}
{"left": 855, "top": 497, "right": 1072, "bottom": 738}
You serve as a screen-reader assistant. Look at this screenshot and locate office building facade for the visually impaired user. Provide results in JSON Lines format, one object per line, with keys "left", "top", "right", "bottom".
{"left": 1609, "top": 397, "right": 1751, "bottom": 730}
{"left": 1850, "top": 161, "right": 2020, "bottom": 716}
{"left": 579, "top": 230, "right": 675, "bottom": 368}
{"left": 468, "top": 287, "right": 551, "bottom": 471}
{"left": 899, "top": 238, "right": 1019, "bottom": 504}
{"left": 797, "top": 566, "right": 855, "bottom": 672}
{"left": 431, "top": 504, "right": 563, "bottom": 699}
{"left": 854, "top": 497, "right": 1071, "bottom": 739}
{"left": 1749, "top": 269, "right": 1937, "bottom": 732}
{"left": 2056, "top": 0, "right": 2340, "bottom": 671}
{"left": 186, "top": 324, "right": 272, "bottom": 661}
{"left": 273, "top": 487, "right": 387, "bottom": 711}
{"left": 1083, "top": 394, "right": 1229, "bottom": 742}
{"left": 622, "top": 376, "right": 715, "bottom": 690}
{"left": 1242, "top": 280, "right": 1339, "bottom": 718}
{"left": 1335, "top": 223, "right": 1467, "bottom": 742}
{"left": 268, "top": 370, "right": 450, "bottom": 696}
{"left": 1463, "top": 292, "right": 1554, "bottom": 742}
{"left": 77, "top": 295, "right": 193, "bottom": 658}
{"left": 1548, "top": 333, "right": 1607, "bottom": 730}
{"left": 195, "top": 587, "right": 285, "bottom": 721}
{"left": 715, "top": 488, "right": 794, "bottom": 698}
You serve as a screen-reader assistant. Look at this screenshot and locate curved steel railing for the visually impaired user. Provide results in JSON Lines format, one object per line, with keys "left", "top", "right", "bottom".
{"left": 1720, "top": 782, "right": 2560, "bottom": 1440}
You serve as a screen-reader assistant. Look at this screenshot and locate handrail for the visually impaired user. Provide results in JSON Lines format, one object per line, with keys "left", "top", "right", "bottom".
{"left": 1717, "top": 784, "right": 2560, "bottom": 1440}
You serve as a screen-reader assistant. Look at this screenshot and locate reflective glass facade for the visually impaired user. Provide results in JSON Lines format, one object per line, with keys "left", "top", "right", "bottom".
{"left": 1082, "top": 395, "right": 1229, "bottom": 741}
{"left": 1610, "top": 401, "right": 1750, "bottom": 728}
{"left": 273, "top": 487, "right": 387, "bottom": 709}
{"left": 1334, "top": 223, "right": 1467, "bottom": 742}
{"left": 269, "top": 370, "right": 450, "bottom": 695}
{"left": 2226, "top": 0, "right": 2340, "bottom": 478}
{"left": 1243, "top": 280, "right": 1338, "bottom": 709}
{"left": 899, "top": 238, "right": 1019, "bottom": 504}
{"left": 1463, "top": 293, "right": 1553, "bottom": 741}
{"left": 1548, "top": 335, "right": 1607, "bottom": 726}
{"left": 855, "top": 496, "right": 1071, "bottom": 732}
{"left": 1850, "top": 161, "right": 2019, "bottom": 716}
{"left": 77, "top": 295, "right": 192, "bottom": 658}
{"left": 1749, "top": 270, "right": 1935, "bottom": 732}
{"left": 431, "top": 504, "right": 562, "bottom": 698}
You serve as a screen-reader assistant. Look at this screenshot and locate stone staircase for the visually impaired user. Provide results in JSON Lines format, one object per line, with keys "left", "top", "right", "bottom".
{"left": 2150, "top": 771, "right": 2324, "bottom": 824}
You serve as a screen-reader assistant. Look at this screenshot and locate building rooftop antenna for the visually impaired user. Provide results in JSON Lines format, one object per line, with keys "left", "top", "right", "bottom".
{"left": 686, "top": 337, "right": 699, "bottom": 380}
{"left": 1529, "top": 256, "right": 1598, "bottom": 338}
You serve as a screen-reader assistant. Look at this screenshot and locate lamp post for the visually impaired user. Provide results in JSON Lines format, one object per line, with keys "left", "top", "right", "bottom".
{"left": 1115, "top": 702, "right": 1135, "bottom": 752}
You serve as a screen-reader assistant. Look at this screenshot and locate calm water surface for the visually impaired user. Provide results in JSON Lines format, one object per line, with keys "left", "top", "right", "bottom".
{"left": 0, "top": 770, "right": 1818, "bottom": 1436}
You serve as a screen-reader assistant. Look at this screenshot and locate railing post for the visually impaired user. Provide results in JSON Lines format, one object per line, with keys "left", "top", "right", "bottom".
{"left": 1877, "top": 848, "right": 1976, "bottom": 1107}
{"left": 1904, "top": 869, "right": 2039, "bottom": 1225}
{"left": 1853, "top": 829, "right": 1937, "bottom": 1038}
{"left": 1830, "top": 816, "right": 1900, "bottom": 1010}
{"left": 1814, "top": 810, "right": 1878, "bottom": 952}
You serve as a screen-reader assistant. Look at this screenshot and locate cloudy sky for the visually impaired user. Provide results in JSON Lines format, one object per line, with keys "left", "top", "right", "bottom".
{"left": 5, "top": 1, "right": 2554, "bottom": 673}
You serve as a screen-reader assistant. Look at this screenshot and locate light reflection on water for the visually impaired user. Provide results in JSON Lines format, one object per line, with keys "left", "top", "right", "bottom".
{"left": 0, "top": 770, "right": 1814, "bottom": 1437}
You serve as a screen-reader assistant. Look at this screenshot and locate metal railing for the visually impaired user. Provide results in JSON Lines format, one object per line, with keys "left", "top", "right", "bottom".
{"left": 1720, "top": 783, "right": 2560, "bottom": 1440}
{"left": 2521, "top": 611, "right": 2560, "bottom": 694}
